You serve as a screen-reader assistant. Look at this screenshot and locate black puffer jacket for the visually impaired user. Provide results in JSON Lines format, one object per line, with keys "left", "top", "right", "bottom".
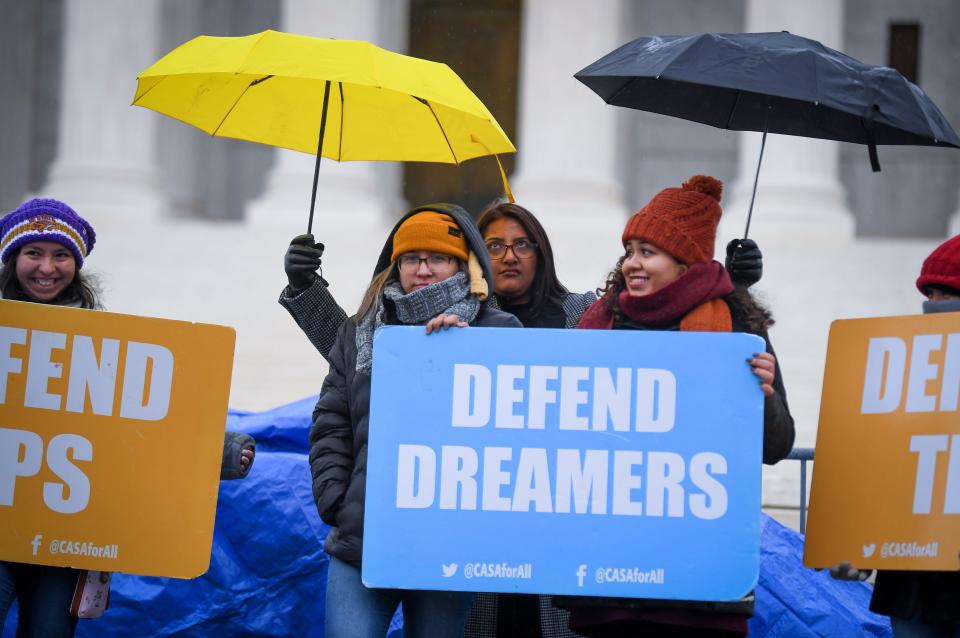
{"left": 309, "top": 204, "right": 521, "bottom": 567}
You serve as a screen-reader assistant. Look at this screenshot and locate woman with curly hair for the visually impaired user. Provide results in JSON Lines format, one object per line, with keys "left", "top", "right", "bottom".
{"left": 571, "top": 175, "right": 795, "bottom": 638}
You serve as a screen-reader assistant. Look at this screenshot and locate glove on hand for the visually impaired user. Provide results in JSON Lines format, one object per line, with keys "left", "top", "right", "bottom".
{"left": 284, "top": 234, "right": 326, "bottom": 290}
{"left": 220, "top": 432, "right": 256, "bottom": 480}
{"left": 725, "top": 238, "right": 763, "bottom": 288}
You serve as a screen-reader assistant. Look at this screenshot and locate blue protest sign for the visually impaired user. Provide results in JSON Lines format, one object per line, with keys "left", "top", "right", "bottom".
{"left": 363, "top": 327, "right": 765, "bottom": 601}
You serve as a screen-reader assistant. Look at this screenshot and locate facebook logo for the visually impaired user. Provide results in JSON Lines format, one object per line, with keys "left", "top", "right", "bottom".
{"left": 576, "top": 564, "right": 587, "bottom": 587}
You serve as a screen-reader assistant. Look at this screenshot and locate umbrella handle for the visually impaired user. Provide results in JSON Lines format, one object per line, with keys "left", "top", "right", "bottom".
{"left": 744, "top": 127, "right": 767, "bottom": 240}
{"left": 308, "top": 80, "right": 333, "bottom": 235}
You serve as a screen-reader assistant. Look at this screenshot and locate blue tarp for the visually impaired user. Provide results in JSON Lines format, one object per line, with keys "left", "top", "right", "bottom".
{"left": 4, "top": 397, "right": 888, "bottom": 637}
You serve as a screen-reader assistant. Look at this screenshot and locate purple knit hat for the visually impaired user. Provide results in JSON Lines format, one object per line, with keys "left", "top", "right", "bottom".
{"left": 0, "top": 198, "right": 96, "bottom": 268}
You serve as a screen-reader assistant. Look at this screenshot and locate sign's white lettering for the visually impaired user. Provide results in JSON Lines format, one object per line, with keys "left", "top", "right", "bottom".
{"left": 396, "top": 444, "right": 727, "bottom": 520}
{"left": 452, "top": 364, "right": 676, "bottom": 432}
{"left": 0, "top": 326, "right": 174, "bottom": 421}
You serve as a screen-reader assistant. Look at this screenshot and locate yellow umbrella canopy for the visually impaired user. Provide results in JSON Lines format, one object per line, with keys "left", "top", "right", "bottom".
{"left": 134, "top": 30, "right": 515, "bottom": 161}
{"left": 134, "top": 30, "right": 517, "bottom": 229}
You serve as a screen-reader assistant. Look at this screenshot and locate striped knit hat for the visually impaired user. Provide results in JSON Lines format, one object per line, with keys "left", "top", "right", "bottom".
{"left": 622, "top": 175, "right": 723, "bottom": 265}
{"left": 0, "top": 199, "right": 96, "bottom": 268}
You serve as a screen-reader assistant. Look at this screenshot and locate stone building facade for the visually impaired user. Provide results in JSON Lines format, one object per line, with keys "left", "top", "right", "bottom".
{"left": 2, "top": 0, "right": 958, "bottom": 518}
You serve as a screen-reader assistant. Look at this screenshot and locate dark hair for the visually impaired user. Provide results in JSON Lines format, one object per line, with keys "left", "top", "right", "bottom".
{"left": 477, "top": 203, "right": 569, "bottom": 316}
{"left": 0, "top": 248, "right": 101, "bottom": 309}
{"left": 924, "top": 283, "right": 960, "bottom": 297}
{"left": 596, "top": 254, "right": 773, "bottom": 332}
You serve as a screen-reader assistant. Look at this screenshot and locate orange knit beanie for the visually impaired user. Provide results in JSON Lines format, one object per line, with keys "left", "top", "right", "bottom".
{"left": 621, "top": 175, "right": 723, "bottom": 265}
{"left": 391, "top": 211, "right": 469, "bottom": 263}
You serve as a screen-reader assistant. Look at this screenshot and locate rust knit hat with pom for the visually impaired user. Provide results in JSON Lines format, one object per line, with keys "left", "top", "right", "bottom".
{"left": 621, "top": 175, "right": 723, "bottom": 265}
{"left": 916, "top": 234, "right": 960, "bottom": 294}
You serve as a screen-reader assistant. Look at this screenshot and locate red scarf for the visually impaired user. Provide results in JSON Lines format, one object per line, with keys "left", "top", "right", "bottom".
{"left": 578, "top": 261, "right": 734, "bottom": 332}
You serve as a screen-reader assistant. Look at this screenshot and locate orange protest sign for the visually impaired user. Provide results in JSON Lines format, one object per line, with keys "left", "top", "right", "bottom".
{"left": 0, "top": 299, "right": 235, "bottom": 578}
{"left": 804, "top": 313, "right": 960, "bottom": 570}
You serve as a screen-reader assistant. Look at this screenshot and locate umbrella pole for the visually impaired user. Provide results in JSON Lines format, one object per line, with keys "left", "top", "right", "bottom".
{"left": 743, "top": 128, "right": 767, "bottom": 240}
{"left": 307, "top": 80, "right": 332, "bottom": 235}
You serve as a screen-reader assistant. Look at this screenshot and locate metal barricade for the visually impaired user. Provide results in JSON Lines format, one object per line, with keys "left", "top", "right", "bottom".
{"left": 785, "top": 447, "right": 815, "bottom": 534}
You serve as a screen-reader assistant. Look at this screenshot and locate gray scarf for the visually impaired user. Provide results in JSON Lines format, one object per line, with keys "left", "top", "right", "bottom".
{"left": 923, "top": 298, "right": 960, "bottom": 314}
{"left": 355, "top": 271, "right": 480, "bottom": 374}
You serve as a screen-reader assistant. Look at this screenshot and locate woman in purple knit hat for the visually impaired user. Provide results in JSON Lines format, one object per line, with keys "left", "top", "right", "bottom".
{"left": 0, "top": 198, "right": 100, "bottom": 637}
{"left": 0, "top": 198, "right": 256, "bottom": 636}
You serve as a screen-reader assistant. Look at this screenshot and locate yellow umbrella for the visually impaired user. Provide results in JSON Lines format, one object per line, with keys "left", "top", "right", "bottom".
{"left": 133, "top": 30, "right": 516, "bottom": 231}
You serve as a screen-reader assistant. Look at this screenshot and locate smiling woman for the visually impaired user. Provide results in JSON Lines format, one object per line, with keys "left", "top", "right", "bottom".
{"left": 571, "top": 175, "right": 794, "bottom": 638}
{"left": 14, "top": 242, "right": 77, "bottom": 302}
{"left": 0, "top": 197, "right": 100, "bottom": 638}
{"left": 0, "top": 199, "right": 99, "bottom": 309}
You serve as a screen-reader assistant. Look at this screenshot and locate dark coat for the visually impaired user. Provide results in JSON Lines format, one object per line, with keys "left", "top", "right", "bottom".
{"left": 310, "top": 305, "right": 520, "bottom": 567}
{"left": 308, "top": 203, "right": 522, "bottom": 567}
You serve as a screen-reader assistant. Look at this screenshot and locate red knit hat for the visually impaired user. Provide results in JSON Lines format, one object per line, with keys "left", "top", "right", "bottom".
{"left": 916, "top": 234, "right": 960, "bottom": 294}
{"left": 621, "top": 175, "right": 723, "bottom": 265}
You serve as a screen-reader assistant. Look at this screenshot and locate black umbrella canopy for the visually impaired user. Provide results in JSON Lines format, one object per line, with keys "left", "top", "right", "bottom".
{"left": 575, "top": 31, "right": 960, "bottom": 152}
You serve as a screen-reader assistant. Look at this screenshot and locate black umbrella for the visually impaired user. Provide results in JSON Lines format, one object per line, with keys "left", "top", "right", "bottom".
{"left": 575, "top": 31, "right": 960, "bottom": 236}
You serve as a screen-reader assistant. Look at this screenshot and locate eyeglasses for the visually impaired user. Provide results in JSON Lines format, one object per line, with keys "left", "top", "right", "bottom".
{"left": 397, "top": 253, "right": 455, "bottom": 272}
{"left": 485, "top": 239, "right": 538, "bottom": 260}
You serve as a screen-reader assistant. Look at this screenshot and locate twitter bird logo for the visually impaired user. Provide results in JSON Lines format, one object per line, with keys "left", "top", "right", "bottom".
{"left": 442, "top": 563, "right": 458, "bottom": 577}
{"left": 862, "top": 544, "right": 876, "bottom": 558}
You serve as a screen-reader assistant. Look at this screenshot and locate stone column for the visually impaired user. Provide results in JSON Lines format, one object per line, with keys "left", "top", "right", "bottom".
{"left": 244, "top": 0, "right": 404, "bottom": 382}
{"left": 245, "top": 0, "right": 397, "bottom": 238}
{"left": 40, "top": 0, "right": 167, "bottom": 223}
{"left": 950, "top": 198, "right": 960, "bottom": 236}
{"left": 722, "top": 0, "right": 855, "bottom": 244}
{"left": 510, "top": 0, "right": 629, "bottom": 295}
{"left": 720, "top": 0, "right": 856, "bottom": 517}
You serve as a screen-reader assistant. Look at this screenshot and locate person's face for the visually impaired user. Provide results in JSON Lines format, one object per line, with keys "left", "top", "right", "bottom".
{"left": 483, "top": 217, "right": 538, "bottom": 304}
{"left": 621, "top": 239, "right": 686, "bottom": 297}
{"left": 927, "top": 288, "right": 960, "bottom": 302}
{"left": 15, "top": 241, "right": 77, "bottom": 303}
{"left": 397, "top": 251, "right": 460, "bottom": 294}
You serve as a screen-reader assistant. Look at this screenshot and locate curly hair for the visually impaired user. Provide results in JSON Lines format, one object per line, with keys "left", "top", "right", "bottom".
{"left": 595, "top": 255, "right": 774, "bottom": 332}
{"left": 596, "top": 254, "right": 629, "bottom": 325}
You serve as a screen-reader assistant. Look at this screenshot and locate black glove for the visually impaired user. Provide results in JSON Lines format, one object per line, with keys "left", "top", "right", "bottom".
{"left": 284, "top": 234, "right": 326, "bottom": 291}
{"left": 725, "top": 238, "right": 763, "bottom": 288}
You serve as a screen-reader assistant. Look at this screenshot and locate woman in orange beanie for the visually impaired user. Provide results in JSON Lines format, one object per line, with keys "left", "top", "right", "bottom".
{"left": 310, "top": 204, "right": 520, "bottom": 638}
{"left": 571, "top": 175, "right": 795, "bottom": 638}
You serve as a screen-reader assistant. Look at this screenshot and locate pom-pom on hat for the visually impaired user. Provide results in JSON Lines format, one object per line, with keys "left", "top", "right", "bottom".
{"left": 916, "top": 234, "right": 960, "bottom": 295}
{"left": 391, "top": 210, "right": 470, "bottom": 263}
{"left": 0, "top": 198, "right": 96, "bottom": 268}
{"left": 621, "top": 175, "right": 724, "bottom": 265}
